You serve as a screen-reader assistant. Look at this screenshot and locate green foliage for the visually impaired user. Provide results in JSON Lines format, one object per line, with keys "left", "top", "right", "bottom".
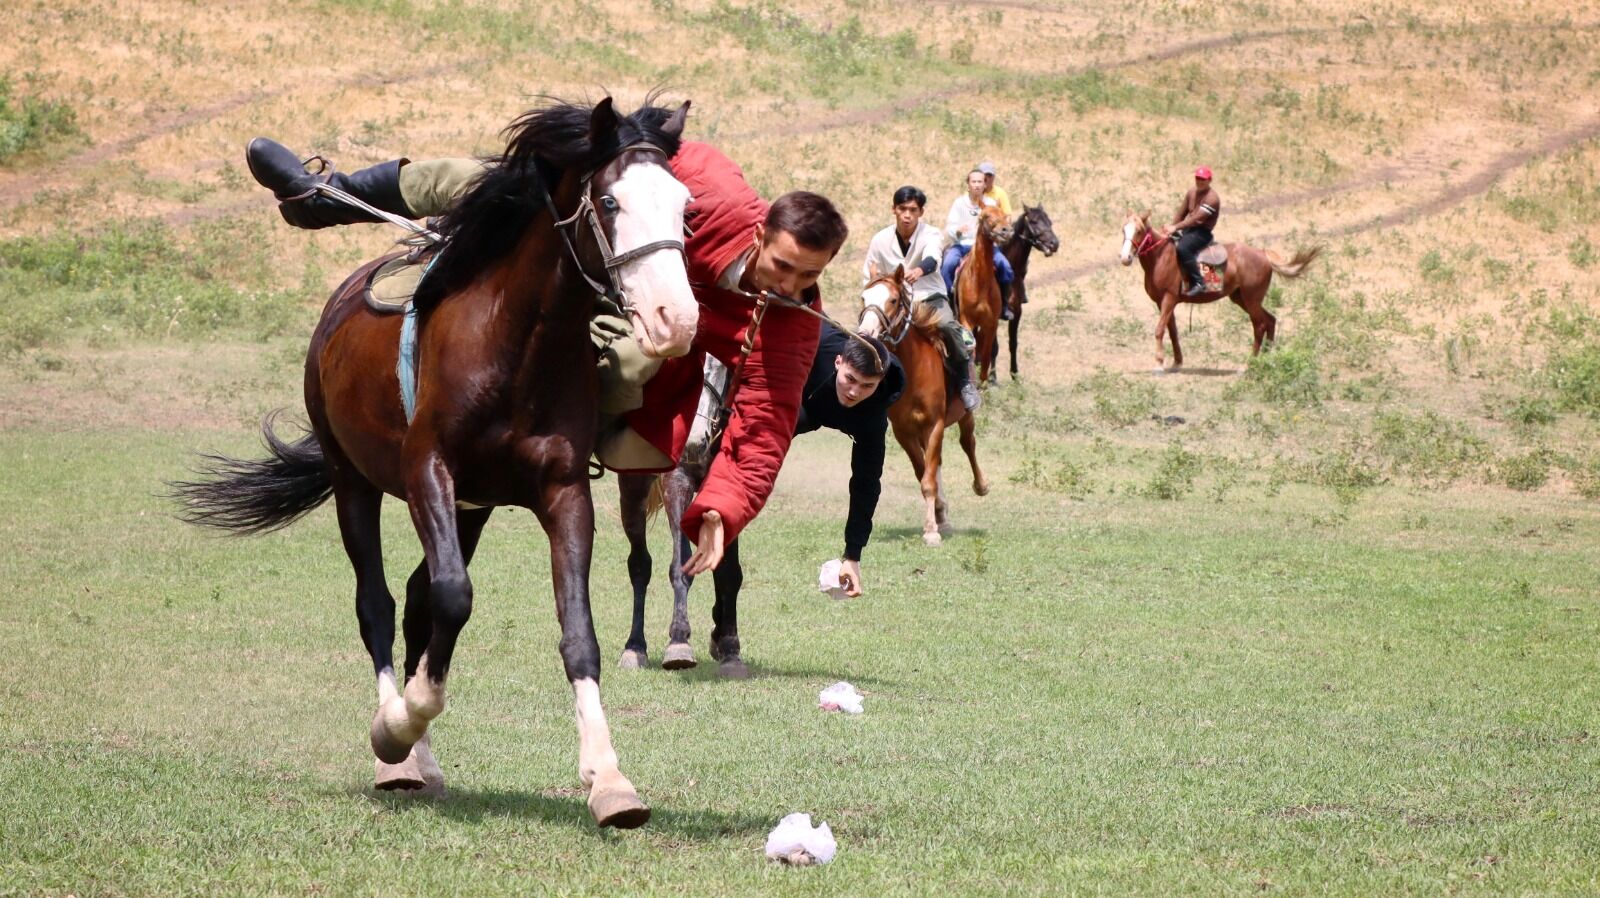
{"left": 1009, "top": 454, "right": 1092, "bottom": 499}
{"left": 0, "top": 73, "right": 79, "bottom": 163}
{"left": 1505, "top": 395, "right": 1558, "bottom": 426}
{"left": 1569, "top": 235, "right": 1596, "bottom": 269}
{"left": 1564, "top": 455, "right": 1600, "bottom": 500}
{"left": 1139, "top": 440, "right": 1202, "bottom": 500}
{"left": 691, "top": 2, "right": 924, "bottom": 99}
{"left": 1499, "top": 449, "right": 1554, "bottom": 492}
{"left": 1370, "top": 410, "right": 1488, "bottom": 487}
{"left": 1547, "top": 344, "right": 1600, "bottom": 415}
{"left": 1233, "top": 339, "right": 1324, "bottom": 404}
{"left": 0, "top": 220, "right": 306, "bottom": 354}
{"left": 1077, "top": 368, "right": 1157, "bottom": 426}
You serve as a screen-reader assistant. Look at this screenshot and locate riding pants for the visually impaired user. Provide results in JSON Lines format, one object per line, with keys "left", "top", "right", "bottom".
{"left": 918, "top": 295, "right": 973, "bottom": 369}
{"left": 939, "top": 243, "right": 1014, "bottom": 294}
{"left": 1174, "top": 226, "right": 1213, "bottom": 286}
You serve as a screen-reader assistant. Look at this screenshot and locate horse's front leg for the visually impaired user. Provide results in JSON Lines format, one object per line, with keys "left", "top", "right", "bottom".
{"left": 1154, "top": 293, "right": 1179, "bottom": 370}
{"left": 661, "top": 466, "right": 699, "bottom": 670}
{"left": 538, "top": 475, "right": 648, "bottom": 828}
{"left": 708, "top": 537, "right": 747, "bottom": 678}
{"left": 370, "top": 454, "right": 467, "bottom": 767}
{"left": 921, "top": 419, "right": 948, "bottom": 547}
{"left": 617, "top": 474, "right": 654, "bottom": 670}
{"left": 957, "top": 409, "right": 987, "bottom": 497}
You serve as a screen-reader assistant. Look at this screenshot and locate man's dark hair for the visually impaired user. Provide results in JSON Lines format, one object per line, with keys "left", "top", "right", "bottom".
{"left": 893, "top": 185, "right": 926, "bottom": 209}
{"left": 840, "top": 333, "right": 888, "bottom": 378}
{"left": 765, "top": 191, "right": 848, "bottom": 255}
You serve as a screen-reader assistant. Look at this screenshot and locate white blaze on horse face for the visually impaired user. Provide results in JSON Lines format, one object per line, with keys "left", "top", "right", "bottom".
{"left": 1120, "top": 221, "right": 1136, "bottom": 266}
{"left": 859, "top": 282, "right": 892, "bottom": 338}
{"left": 610, "top": 161, "right": 697, "bottom": 359}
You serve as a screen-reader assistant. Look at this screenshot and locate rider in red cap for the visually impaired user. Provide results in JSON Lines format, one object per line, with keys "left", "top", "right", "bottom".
{"left": 1169, "top": 166, "right": 1221, "bottom": 296}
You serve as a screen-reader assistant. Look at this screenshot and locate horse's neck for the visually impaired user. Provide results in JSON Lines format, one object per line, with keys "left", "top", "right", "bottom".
{"left": 1005, "top": 230, "right": 1031, "bottom": 274}
{"left": 501, "top": 232, "right": 598, "bottom": 406}
{"left": 970, "top": 228, "right": 995, "bottom": 270}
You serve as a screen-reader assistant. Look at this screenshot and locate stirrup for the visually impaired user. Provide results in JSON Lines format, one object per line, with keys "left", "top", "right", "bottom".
{"left": 279, "top": 155, "right": 332, "bottom": 202}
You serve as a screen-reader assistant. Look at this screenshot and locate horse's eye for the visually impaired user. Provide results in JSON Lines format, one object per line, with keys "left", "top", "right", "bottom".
{"left": 600, "top": 195, "right": 619, "bottom": 212}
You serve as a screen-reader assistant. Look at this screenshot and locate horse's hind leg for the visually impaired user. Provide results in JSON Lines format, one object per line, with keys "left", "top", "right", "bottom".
{"left": 379, "top": 505, "right": 492, "bottom": 795}
{"left": 617, "top": 474, "right": 654, "bottom": 670}
{"left": 709, "top": 537, "right": 748, "bottom": 679}
{"left": 921, "top": 420, "right": 948, "bottom": 547}
{"left": 661, "top": 466, "right": 700, "bottom": 670}
{"left": 1235, "top": 286, "right": 1274, "bottom": 355}
{"left": 368, "top": 456, "right": 470, "bottom": 770}
{"left": 957, "top": 410, "right": 987, "bottom": 497}
{"left": 1008, "top": 312, "right": 1021, "bottom": 380}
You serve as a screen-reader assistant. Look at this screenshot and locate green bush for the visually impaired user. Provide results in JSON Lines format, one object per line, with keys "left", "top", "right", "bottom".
{"left": 1077, "top": 368, "right": 1157, "bottom": 426}
{"left": 1233, "top": 339, "right": 1324, "bottom": 404}
{"left": 1140, "top": 441, "right": 1202, "bottom": 500}
{"left": 1499, "top": 450, "right": 1553, "bottom": 492}
{"left": 0, "top": 74, "right": 79, "bottom": 163}
{"left": 1547, "top": 344, "right": 1600, "bottom": 415}
{"left": 1370, "top": 410, "right": 1487, "bottom": 487}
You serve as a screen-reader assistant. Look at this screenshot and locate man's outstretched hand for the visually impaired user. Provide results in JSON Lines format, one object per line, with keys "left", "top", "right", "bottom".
{"left": 682, "top": 510, "right": 725, "bottom": 575}
{"left": 839, "top": 558, "right": 864, "bottom": 597}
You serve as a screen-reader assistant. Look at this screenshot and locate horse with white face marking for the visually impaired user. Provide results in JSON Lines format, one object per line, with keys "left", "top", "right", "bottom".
{"left": 174, "top": 98, "right": 695, "bottom": 829}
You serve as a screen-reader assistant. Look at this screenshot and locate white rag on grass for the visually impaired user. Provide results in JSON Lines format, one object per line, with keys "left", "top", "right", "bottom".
{"left": 765, "top": 812, "right": 838, "bottom": 865}
{"left": 818, "top": 681, "right": 864, "bottom": 714}
{"left": 817, "top": 559, "right": 850, "bottom": 600}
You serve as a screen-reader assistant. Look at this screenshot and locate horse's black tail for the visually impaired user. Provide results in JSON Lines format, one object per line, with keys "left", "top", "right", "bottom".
{"left": 171, "top": 411, "right": 333, "bottom": 535}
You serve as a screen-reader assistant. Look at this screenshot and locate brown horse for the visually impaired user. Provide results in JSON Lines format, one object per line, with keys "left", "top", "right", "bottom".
{"left": 1119, "top": 209, "right": 1322, "bottom": 370}
{"left": 173, "top": 99, "right": 698, "bottom": 828}
{"left": 955, "top": 205, "right": 1014, "bottom": 384}
{"left": 860, "top": 267, "right": 987, "bottom": 547}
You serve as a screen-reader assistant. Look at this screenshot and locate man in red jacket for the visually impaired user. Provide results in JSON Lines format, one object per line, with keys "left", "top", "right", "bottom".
{"left": 245, "top": 114, "right": 846, "bottom": 575}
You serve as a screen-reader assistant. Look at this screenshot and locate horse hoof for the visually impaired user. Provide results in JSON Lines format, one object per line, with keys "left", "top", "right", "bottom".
{"left": 618, "top": 648, "right": 648, "bottom": 671}
{"left": 923, "top": 531, "right": 943, "bottom": 548}
{"left": 938, "top": 520, "right": 955, "bottom": 537}
{"left": 370, "top": 709, "right": 418, "bottom": 765}
{"left": 375, "top": 734, "right": 445, "bottom": 797}
{"left": 717, "top": 657, "right": 750, "bottom": 679}
{"left": 661, "top": 643, "right": 697, "bottom": 670}
{"left": 589, "top": 785, "right": 651, "bottom": 829}
{"left": 973, "top": 477, "right": 990, "bottom": 497}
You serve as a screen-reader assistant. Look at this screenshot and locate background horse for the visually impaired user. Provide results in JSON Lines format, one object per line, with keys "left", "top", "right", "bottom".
{"left": 955, "top": 204, "right": 1014, "bottom": 384}
{"left": 615, "top": 369, "right": 750, "bottom": 679}
{"left": 999, "top": 204, "right": 1060, "bottom": 380}
{"left": 861, "top": 267, "right": 987, "bottom": 547}
{"left": 1119, "top": 209, "right": 1322, "bottom": 370}
{"left": 173, "top": 99, "right": 696, "bottom": 829}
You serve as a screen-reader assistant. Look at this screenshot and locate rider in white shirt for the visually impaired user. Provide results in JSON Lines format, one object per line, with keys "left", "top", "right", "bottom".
{"left": 862, "top": 186, "right": 981, "bottom": 411}
{"left": 940, "top": 169, "right": 1015, "bottom": 321}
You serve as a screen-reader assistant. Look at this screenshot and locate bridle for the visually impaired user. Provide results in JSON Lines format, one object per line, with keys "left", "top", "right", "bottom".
{"left": 1017, "top": 215, "right": 1057, "bottom": 256}
{"left": 540, "top": 143, "right": 687, "bottom": 317}
{"left": 1134, "top": 223, "right": 1169, "bottom": 257}
{"left": 858, "top": 277, "right": 913, "bottom": 347}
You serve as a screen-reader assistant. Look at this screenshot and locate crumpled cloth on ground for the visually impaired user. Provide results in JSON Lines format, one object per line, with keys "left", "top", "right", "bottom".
{"left": 765, "top": 812, "right": 837, "bottom": 865}
{"left": 817, "top": 559, "right": 850, "bottom": 600}
{"left": 818, "top": 681, "right": 864, "bottom": 714}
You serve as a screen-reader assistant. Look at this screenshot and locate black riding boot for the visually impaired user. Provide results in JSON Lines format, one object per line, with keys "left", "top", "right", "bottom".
{"left": 941, "top": 319, "right": 981, "bottom": 412}
{"left": 1181, "top": 259, "right": 1208, "bottom": 297}
{"left": 246, "top": 137, "right": 414, "bottom": 230}
{"left": 999, "top": 280, "right": 1014, "bottom": 320}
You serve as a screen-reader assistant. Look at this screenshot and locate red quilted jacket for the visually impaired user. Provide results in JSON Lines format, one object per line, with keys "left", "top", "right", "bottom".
{"left": 622, "top": 141, "right": 823, "bottom": 545}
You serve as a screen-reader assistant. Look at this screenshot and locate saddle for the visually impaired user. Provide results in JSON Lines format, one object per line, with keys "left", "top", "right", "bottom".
{"left": 1190, "top": 241, "right": 1228, "bottom": 293}
{"left": 364, "top": 249, "right": 436, "bottom": 313}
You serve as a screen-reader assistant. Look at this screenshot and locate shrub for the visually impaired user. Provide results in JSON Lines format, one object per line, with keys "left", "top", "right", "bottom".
{"left": 1233, "top": 339, "right": 1324, "bottom": 404}
{"left": 1370, "top": 410, "right": 1488, "bottom": 487}
{"left": 1140, "top": 441, "right": 1202, "bottom": 500}
{"left": 0, "top": 74, "right": 79, "bottom": 163}
{"left": 1077, "top": 368, "right": 1157, "bottom": 427}
{"left": 1548, "top": 344, "right": 1600, "bottom": 415}
{"left": 1499, "top": 450, "right": 1553, "bottom": 492}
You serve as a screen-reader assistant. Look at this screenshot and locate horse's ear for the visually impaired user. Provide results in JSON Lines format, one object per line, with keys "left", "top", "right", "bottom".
{"left": 1139, "top": 208, "right": 1152, "bottom": 221}
{"left": 589, "top": 97, "right": 620, "bottom": 143}
{"left": 660, "top": 101, "right": 690, "bottom": 140}
{"left": 868, "top": 261, "right": 880, "bottom": 279}
{"left": 893, "top": 264, "right": 905, "bottom": 282}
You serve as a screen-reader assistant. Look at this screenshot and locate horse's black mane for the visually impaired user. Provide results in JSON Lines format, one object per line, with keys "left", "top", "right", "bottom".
{"left": 412, "top": 98, "right": 682, "bottom": 312}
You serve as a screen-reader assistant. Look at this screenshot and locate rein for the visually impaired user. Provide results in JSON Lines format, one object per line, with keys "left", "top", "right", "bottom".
{"left": 858, "top": 281, "right": 913, "bottom": 347}
{"left": 1135, "top": 227, "right": 1169, "bottom": 257}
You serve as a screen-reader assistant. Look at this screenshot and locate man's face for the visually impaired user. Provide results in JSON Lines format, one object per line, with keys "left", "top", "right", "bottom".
{"left": 893, "top": 201, "right": 923, "bottom": 236}
{"left": 983, "top": 173, "right": 996, "bottom": 191}
{"left": 749, "top": 223, "right": 834, "bottom": 298}
{"left": 1195, "top": 176, "right": 1211, "bottom": 192}
{"left": 834, "top": 356, "right": 884, "bottom": 408}
{"left": 966, "top": 171, "right": 986, "bottom": 196}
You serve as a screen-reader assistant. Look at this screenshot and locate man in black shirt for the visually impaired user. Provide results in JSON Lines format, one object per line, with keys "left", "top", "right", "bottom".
{"left": 712, "top": 322, "right": 904, "bottom": 603}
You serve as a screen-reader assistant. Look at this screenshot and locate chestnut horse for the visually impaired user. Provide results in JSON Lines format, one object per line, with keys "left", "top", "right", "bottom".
{"left": 999, "top": 204, "right": 1060, "bottom": 380}
{"left": 1119, "top": 209, "right": 1322, "bottom": 370}
{"left": 173, "top": 99, "right": 698, "bottom": 828}
{"left": 954, "top": 205, "right": 1014, "bottom": 384}
{"left": 860, "top": 267, "right": 987, "bottom": 547}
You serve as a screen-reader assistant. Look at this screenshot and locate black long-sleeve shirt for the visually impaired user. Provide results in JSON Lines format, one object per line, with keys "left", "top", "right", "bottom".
{"left": 793, "top": 323, "right": 905, "bottom": 561}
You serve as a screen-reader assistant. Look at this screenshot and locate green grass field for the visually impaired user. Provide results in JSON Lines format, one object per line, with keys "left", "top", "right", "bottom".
{"left": 2, "top": 422, "right": 1598, "bottom": 896}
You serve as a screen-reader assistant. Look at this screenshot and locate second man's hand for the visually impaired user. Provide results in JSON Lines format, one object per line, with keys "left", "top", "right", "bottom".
{"left": 838, "top": 558, "right": 864, "bottom": 597}
{"left": 682, "top": 510, "right": 725, "bottom": 575}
